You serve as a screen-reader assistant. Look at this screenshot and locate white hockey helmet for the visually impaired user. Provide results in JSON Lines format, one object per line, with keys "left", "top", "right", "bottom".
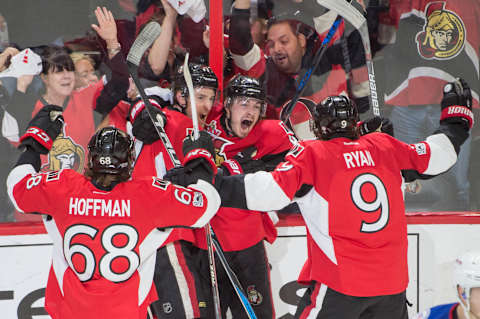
{"left": 454, "top": 251, "right": 480, "bottom": 290}
{"left": 453, "top": 251, "right": 480, "bottom": 319}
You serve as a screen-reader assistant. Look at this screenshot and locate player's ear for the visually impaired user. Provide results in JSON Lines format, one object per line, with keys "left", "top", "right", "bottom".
{"left": 298, "top": 33, "right": 307, "bottom": 51}
{"left": 176, "top": 91, "right": 186, "bottom": 108}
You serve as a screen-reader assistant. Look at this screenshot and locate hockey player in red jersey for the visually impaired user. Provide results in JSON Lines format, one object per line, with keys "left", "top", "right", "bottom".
{"left": 6, "top": 105, "right": 220, "bottom": 319}
{"left": 129, "top": 63, "right": 220, "bottom": 318}
{"left": 193, "top": 74, "right": 298, "bottom": 318}
{"left": 169, "top": 78, "right": 473, "bottom": 318}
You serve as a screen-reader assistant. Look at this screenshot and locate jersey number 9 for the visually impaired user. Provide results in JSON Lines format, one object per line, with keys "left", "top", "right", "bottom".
{"left": 350, "top": 173, "right": 390, "bottom": 233}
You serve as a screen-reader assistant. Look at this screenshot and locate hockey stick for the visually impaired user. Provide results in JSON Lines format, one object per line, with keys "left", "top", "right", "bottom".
{"left": 317, "top": 0, "right": 381, "bottom": 116}
{"left": 126, "top": 21, "right": 182, "bottom": 167}
{"left": 183, "top": 53, "right": 223, "bottom": 319}
{"left": 280, "top": 12, "right": 344, "bottom": 123}
{"left": 210, "top": 232, "right": 258, "bottom": 319}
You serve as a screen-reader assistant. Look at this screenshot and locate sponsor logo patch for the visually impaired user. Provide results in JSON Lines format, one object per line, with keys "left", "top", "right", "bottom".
{"left": 193, "top": 192, "right": 204, "bottom": 207}
{"left": 414, "top": 143, "right": 427, "bottom": 155}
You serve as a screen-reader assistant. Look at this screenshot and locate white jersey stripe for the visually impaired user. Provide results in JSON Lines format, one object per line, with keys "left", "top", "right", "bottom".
{"left": 424, "top": 133, "right": 457, "bottom": 175}
{"left": 166, "top": 243, "right": 194, "bottom": 318}
{"left": 244, "top": 171, "right": 291, "bottom": 211}
{"left": 306, "top": 283, "right": 328, "bottom": 319}
{"left": 6, "top": 164, "right": 36, "bottom": 212}
{"left": 296, "top": 188, "right": 338, "bottom": 265}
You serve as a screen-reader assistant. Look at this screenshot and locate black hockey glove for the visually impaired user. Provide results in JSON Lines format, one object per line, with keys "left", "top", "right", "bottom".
{"left": 221, "top": 146, "right": 266, "bottom": 175}
{"left": 182, "top": 131, "right": 217, "bottom": 184}
{"left": 163, "top": 166, "right": 198, "bottom": 187}
{"left": 129, "top": 97, "right": 166, "bottom": 144}
{"left": 19, "top": 105, "right": 64, "bottom": 154}
{"left": 440, "top": 78, "right": 474, "bottom": 130}
{"left": 359, "top": 116, "right": 394, "bottom": 137}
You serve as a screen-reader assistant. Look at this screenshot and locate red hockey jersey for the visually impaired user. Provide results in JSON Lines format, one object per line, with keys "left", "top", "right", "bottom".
{"left": 242, "top": 132, "right": 458, "bottom": 296}
{"left": 6, "top": 165, "right": 220, "bottom": 319}
{"left": 198, "top": 110, "right": 298, "bottom": 251}
{"left": 131, "top": 106, "right": 196, "bottom": 245}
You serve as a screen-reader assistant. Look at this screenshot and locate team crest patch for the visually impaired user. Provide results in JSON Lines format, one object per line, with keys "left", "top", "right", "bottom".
{"left": 415, "top": 2, "right": 466, "bottom": 60}
{"left": 45, "top": 170, "right": 61, "bottom": 182}
{"left": 414, "top": 143, "right": 427, "bottom": 155}
{"left": 152, "top": 177, "right": 170, "bottom": 190}
{"left": 247, "top": 285, "right": 263, "bottom": 306}
{"left": 162, "top": 302, "right": 173, "bottom": 314}
{"left": 193, "top": 192, "right": 204, "bottom": 207}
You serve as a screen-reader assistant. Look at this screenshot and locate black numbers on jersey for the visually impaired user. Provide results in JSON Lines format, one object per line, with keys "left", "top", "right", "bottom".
{"left": 63, "top": 224, "right": 140, "bottom": 282}
{"left": 350, "top": 173, "right": 390, "bottom": 233}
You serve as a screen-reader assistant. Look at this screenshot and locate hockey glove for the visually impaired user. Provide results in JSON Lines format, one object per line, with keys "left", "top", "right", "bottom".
{"left": 358, "top": 116, "right": 394, "bottom": 137}
{"left": 163, "top": 166, "right": 197, "bottom": 187}
{"left": 221, "top": 146, "right": 266, "bottom": 175}
{"left": 182, "top": 131, "right": 217, "bottom": 183}
{"left": 129, "top": 97, "right": 166, "bottom": 144}
{"left": 440, "top": 78, "right": 474, "bottom": 130}
{"left": 19, "top": 105, "right": 64, "bottom": 154}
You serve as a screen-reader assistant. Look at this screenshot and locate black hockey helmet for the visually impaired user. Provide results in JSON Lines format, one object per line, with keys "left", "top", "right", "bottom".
{"left": 224, "top": 75, "right": 266, "bottom": 115}
{"left": 87, "top": 127, "right": 135, "bottom": 179}
{"left": 311, "top": 95, "right": 359, "bottom": 140}
{"left": 173, "top": 63, "right": 219, "bottom": 97}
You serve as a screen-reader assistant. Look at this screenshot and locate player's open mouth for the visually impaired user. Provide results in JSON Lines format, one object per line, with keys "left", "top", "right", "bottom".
{"left": 241, "top": 119, "right": 253, "bottom": 130}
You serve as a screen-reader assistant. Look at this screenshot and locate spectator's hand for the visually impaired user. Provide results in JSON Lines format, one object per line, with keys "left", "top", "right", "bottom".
{"left": 440, "top": 78, "right": 474, "bottom": 130}
{"left": 359, "top": 116, "right": 394, "bottom": 137}
{"left": 202, "top": 27, "right": 210, "bottom": 49}
{"left": 19, "top": 105, "right": 64, "bottom": 154}
{"left": 91, "top": 7, "right": 118, "bottom": 47}
{"left": 182, "top": 131, "right": 217, "bottom": 183}
{"left": 16, "top": 74, "right": 35, "bottom": 93}
{"left": 161, "top": 0, "right": 178, "bottom": 19}
{"left": 0, "top": 47, "right": 19, "bottom": 71}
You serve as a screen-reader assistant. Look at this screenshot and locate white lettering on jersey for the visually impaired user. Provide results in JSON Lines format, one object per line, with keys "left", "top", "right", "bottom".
{"left": 276, "top": 161, "right": 293, "bottom": 171}
{"left": 69, "top": 198, "right": 131, "bottom": 217}
{"left": 343, "top": 150, "right": 375, "bottom": 169}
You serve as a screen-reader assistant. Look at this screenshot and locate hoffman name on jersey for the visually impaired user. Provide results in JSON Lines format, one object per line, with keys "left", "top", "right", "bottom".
{"left": 68, "top": 197, "right": 131, "bottom": 217}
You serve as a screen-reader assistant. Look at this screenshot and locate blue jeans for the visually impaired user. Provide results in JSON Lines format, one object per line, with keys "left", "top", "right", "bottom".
{"left": 390, "top": 105, "right": 471, "bottom": 211}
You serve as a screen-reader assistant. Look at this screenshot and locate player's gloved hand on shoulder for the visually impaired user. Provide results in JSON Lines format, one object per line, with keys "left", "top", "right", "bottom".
{"left": 440, "top": 78, "right": 474, "bottom": 130}
{"left": 163, "top": 166, "right": 198, "bottom": 187}
{"left": 19, "top": 104, "right": 64, "bottom": 154}
{"left": 358, "top": 116, "right": 394, "bottom": 137}
{"left": 129, "top": 97, "right": 166, "bottom": 144}
{"left": 221, "top": 146, "right": 266, "bottom": 175}
{"left": 182, "top": 130, "right": 217, "bottom": 183}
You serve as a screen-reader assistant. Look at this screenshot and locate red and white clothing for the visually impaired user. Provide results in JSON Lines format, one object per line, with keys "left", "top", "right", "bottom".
{"left": 32, "top": 80, "right": 104, "bottom": 173}
{"left": 241, "top": 131, "right": 458, "bottom": 296}
{"left": 6, "top": 165, "right": 220, "bottom": 319}
{"left": 379, "top": 0, "right": 480, "bottom": 108}
{"left": 200, "top": 108, "right": 298, "bottom": 251}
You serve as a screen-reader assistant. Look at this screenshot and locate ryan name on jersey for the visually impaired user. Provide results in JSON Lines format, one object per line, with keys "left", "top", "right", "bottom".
{"left": 343, "top": 149, "right": 375, "bottom": 169}
{"left": 68, "top": 197, "right": 131, "bottom": 218}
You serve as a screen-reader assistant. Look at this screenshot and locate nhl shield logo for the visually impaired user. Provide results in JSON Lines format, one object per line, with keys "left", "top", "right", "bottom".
{"left": 415, "top": 2, "right": 466, "bottom": 60}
